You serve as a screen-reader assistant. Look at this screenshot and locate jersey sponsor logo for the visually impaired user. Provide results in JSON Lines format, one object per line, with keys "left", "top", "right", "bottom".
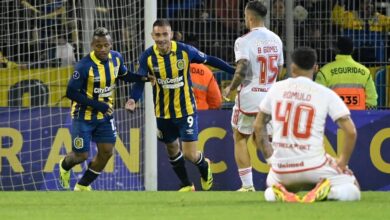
{"left": 73, "top": 71, "right": 80, "bottom": 79}
{"left": 94, "top": 76, "right": 100, "bottom": 82}
{"left": 157, "top": 76, "right": 184, "bottom": 89}
{"left": 251, "top": 87, "right": 269, "bottom": 92}
{"left": 93, "top": 85, "right": 115, "bottom": 97}
{"left": 277, "top": 161, "right": 304, "bottom": 169}
{"left": 176, "top": 59, "right": 185, "bottom": 70}
{"left": 73, "top": 137, "right": 84, "bottom": 149}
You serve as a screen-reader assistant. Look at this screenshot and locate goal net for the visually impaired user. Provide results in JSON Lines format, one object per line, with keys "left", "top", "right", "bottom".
{"left": 0, "top": 0, "right": 145, "bottom": 190}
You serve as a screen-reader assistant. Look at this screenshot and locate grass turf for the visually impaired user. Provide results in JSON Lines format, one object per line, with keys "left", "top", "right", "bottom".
{"left": 0, "top": 191, "right": 389, "bottom": 220}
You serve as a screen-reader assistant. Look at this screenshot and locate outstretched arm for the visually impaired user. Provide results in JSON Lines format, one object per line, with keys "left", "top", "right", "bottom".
{"left": 205, "top": 55, "right": 235, "bottom": 75}
{"left": 118, "top": 71, "right": 155, "bottom": 83}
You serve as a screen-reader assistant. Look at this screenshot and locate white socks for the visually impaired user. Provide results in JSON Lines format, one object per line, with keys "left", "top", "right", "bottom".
{"left": 238, "top": 167, "right": 253, "bottom": 188}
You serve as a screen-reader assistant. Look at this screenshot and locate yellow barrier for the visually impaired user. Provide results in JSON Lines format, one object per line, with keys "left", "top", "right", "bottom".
{"left": 0, "top": 67, "right": 73, "bottom": 107}
{"left": 0, "top": 65, "right": 388, "bottom": 107}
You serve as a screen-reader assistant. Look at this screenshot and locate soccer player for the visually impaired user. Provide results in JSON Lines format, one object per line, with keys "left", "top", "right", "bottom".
{"left": 126, "top": 19, "right": 235, "bottom": 191}
{"left": 223, "top": 0, "right": 284, "bottom": 192}
{"left": 253, "top": 47, "right": 361, "bottom": 202}
{"left": 59, "top": 27, "right": 153, "bottom": 191}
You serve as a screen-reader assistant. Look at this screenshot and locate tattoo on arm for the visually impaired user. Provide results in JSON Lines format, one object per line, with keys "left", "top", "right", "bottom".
{"left": 230, "top": 59, "right": 249, "bottom": 90}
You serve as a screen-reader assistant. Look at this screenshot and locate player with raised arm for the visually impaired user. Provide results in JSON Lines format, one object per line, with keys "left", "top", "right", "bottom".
{"left": 253, "top": 47, "right": 361, "bottom": 202}
{"left": 58, "top": 27, "right": 153, "bottom": 191}
{"left": 126, "top": 19, "right": 235, "bottom": 191}
{"left": 223, "top": 0, "right": 284, "bottom": 192}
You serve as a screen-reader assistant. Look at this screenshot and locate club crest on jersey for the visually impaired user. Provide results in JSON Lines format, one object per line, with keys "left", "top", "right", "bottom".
{"left": 73, "top": 137, "right": 84, "bottom": 149}
{"left": 176, "top": 59, "right": 185, "bottom": 70}
{"left": 73, "top": 71, "right": 80, "bottom": 79}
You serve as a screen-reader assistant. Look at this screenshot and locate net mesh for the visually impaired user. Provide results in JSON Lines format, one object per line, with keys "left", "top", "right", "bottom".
{"left": 0, "top": 0, "right": 145, "bottom": 190}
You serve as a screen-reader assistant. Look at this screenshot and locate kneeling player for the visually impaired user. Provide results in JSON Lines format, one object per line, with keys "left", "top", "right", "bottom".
{"left": 253, "top": 47, "right": 360, "bottom": 202}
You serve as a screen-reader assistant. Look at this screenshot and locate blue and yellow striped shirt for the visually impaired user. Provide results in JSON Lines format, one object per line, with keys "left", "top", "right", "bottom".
{"left": 68, "top": 50, "right": 127, "bottom": 120}
{"left": 136, "top": 41, "right": 208, "bottom": 119}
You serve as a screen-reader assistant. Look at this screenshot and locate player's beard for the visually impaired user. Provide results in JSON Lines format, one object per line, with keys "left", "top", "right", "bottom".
{"left": 156, "top": 40, "right": 170, "bottom": 55}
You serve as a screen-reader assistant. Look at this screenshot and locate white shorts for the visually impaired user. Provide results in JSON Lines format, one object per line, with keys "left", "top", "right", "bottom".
{"left": 266, "top": 154, "right": 358, "bottom": 192}
{"left": 231, "top": 105, "right": 272, "bottom": 135}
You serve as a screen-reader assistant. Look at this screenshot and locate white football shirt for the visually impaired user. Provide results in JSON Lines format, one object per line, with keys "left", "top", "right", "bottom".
{"left": 259, "top": 76, "right": 350, "bottom": 172}
{"left": 234, "top": 27, "right": 284, "bottom": 114}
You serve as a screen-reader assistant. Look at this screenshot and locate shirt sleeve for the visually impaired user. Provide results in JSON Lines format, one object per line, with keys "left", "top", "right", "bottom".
{"left": 130, "top": 51, "right": 149, "bottom": 102}
{"left": 277, "top": 38, "right": 284, "bottom": 66}
{"left": 328, "top": 89, "right": 350, "bottom": 121}
{"left": 117, "top": 52, "right": 128, "bottom": 77}
{"left": 185, "top": 44, "right": 208, "bottom": 63}
{"left": 67, "top": 62, "right": 87, "bottom": 91}
{"left": 234, "top": 37, "right": 249, "bottom": 62}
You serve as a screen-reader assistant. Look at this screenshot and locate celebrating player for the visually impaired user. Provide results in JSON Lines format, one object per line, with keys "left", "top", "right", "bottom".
{"left": 253, "top": 47, "right": 361, "bottom": 202}
{"left": 223, "top": 0, "right": 284, "bottom": 192}
{"left": 126, "top": 19, "right": 235, "bottom": 191}
{"left": 59, "top": 27, "right": 153, "bottom": 191}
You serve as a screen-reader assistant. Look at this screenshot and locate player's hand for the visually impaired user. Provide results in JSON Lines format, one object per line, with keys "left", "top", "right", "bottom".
{"left": 125, "top": 99, "right": 136, "bottom": 112}
{"left": 105, "top": 107, "right": 114, "bottom": 116}
{"left": 141, "top": 74, "right": 156, "bottom": 86}
{"left": 335, "top": 159, "right": 353, "bottom": 175}
{"left": 147, "top": 74, "right": 156, "bottom": 86}
{"left": 222, "top": 85, "right": 231, "bottom": 101}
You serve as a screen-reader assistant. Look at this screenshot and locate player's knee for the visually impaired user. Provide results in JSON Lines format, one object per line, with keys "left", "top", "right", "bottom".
{"left": 98, "top": 150, "right": 113, "bottom": 161}
{"left": 74, "top": 152, "right": 89, "bottom": 162}
{"left": 330, "top": 183, "right": 361, "bottom": 201}
{"left": 182, "top": 151, "right": 197, "bottom": 162}
{"left": 264, "top": 187, "right": 277, "bottom": 202}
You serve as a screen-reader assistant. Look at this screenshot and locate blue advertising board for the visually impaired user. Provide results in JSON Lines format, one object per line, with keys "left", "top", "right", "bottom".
{"left": 158, "top": 110, "right": 390, "bottom": 191}
{"left": 0, "top": 108, "right": 389, "bottom": 191}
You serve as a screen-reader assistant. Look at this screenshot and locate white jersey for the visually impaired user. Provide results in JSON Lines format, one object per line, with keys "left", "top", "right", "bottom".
{"left": 234, "top": 27, "right": 283, "bottom": 114}
{"left": 259, "top": 77, "right": 350, "bottom": 173}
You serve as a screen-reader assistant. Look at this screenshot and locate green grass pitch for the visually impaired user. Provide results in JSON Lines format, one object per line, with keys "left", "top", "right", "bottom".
{"left": 1, "top": 191, "right": 389, "bottom": 220}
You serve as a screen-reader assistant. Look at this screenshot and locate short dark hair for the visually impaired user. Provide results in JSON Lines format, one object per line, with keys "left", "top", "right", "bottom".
{"left": 336, "top": 37, "right": 353, "bottom": 55}
{"left": 291, "top": 47, "right": 317, "bottom": 70}
{"left": 246, "top": 0, "right": 268, "bottom": 17}
{"left": 153, "top": 19, "right": 171, "bottom": 28}
{"left": 93, "top": 27, "right": 109, "bottom": 37}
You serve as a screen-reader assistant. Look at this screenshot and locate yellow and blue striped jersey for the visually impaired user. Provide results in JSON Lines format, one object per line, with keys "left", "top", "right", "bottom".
{"left": 68, "top": 50, "right": 127, "bottom": 120}
{"left": 137, "top": 41, "right": 208, "bottom": 119}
